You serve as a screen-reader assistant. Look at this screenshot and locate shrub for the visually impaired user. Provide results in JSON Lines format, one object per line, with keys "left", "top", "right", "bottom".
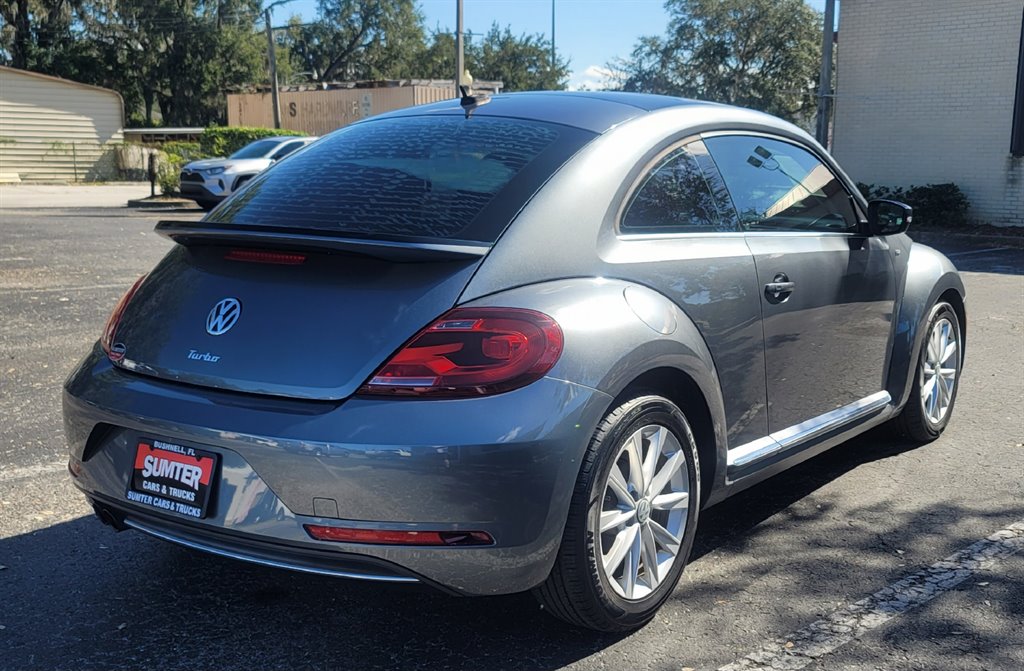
{"left": 161, "top": 141, "right": 204, "bottom": 162}
{"left": 857, "top": 182, "right": 970, "bottom": 227}
{"left": 154, "top": 142, "right": 206, "bottom": 195}
{"left": 157, "top": 152, "right": 187, "bottom": 195}
{"left": 199, "top": 127, "right": 303, "bottom": 157}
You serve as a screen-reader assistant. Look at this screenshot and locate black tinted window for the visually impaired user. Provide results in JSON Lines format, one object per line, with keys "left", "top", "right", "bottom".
{"left": 271, "top": 141, "right": 304, "bottom": 160}
{"left": 207, "top": 117, "right": 594, "bottom": 243}
{"left": 622, "top": 141, "right": 736, "bottom": 233}
{"left": 705, "top": 136, "right": 858, "bottom": 233}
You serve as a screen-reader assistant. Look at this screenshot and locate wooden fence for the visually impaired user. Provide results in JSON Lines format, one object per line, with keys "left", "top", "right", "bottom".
{"left": 226, "top": 86, "right": 457, "bottom": 136}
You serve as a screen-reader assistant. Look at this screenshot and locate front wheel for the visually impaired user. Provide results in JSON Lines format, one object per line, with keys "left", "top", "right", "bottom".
{"left": 895, "top": 301, "right": 962, "bottom": 441}
{"left": 534, "top": 395, "right": 700, "bottom": 631}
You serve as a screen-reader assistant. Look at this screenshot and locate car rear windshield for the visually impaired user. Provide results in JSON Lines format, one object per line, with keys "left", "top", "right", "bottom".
{"left": 206, "top": 116, "right": 595, "bottom": 243}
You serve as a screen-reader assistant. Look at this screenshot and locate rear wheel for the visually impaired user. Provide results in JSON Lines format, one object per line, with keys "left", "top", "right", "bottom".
{"left": 534, "top": 395, "right": 700, "bottom": 631}
{"left": 895, "top": 301, "right": 962, "bottom": 441}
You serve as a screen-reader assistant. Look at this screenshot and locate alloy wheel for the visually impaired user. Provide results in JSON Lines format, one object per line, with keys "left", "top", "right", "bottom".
{"left": 597, "top": 424, "right": 689, "bottom": 600}
{"left": 919, "top": 316, "right": 959, "bottom": 425}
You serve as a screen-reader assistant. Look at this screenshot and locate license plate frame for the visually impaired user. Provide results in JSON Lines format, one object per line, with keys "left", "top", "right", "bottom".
{"left": 126, "top": 439, "right": 218, "bottom": 519}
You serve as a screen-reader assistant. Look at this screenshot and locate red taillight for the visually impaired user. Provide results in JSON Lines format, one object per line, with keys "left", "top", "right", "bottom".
{"left": 100, "top": 275, "right": 147, "bottom": 362}
{"left": 358, "top": 307, "right": 563, "bottom": 398}
{"left": 304, "top": 525, "right": 493, "bottom": 546}
{"left": 225, "top": 248, "right": 306, "bottom": 265}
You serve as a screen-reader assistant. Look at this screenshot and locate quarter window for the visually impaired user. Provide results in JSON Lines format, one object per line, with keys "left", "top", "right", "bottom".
{"left": 621, "top": 142, "right": 736, "bottom": 233}
{"left": 704, "top": 135, "right": 859, "bottom": 233}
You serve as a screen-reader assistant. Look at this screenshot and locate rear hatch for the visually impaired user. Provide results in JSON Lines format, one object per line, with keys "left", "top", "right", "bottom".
{"left": 114, "top": 240, "right": 482, "bottom": 399}
{"left": 109, "top": 113, "right": 595, "bottom": 400}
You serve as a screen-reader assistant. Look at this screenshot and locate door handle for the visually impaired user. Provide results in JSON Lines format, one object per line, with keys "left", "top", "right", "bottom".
{"left": 765, "top": 273, "right": 795, "bottom": 303}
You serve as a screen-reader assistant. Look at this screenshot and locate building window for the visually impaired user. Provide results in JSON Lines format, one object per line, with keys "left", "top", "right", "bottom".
{"left": 1013, "top": 7, "right": 1024, "bottom": 157}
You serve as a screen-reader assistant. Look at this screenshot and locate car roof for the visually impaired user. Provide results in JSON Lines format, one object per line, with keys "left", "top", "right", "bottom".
{"left": 366, "top": 91, "right": 722, "bottom": 134}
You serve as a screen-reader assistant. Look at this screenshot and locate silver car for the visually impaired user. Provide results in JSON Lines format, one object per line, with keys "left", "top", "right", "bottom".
{"left": 178, "top": 135, "right": 317, "bottom": 210}
{"left": 64, "top": 92, "right": 965, "bottom": 631}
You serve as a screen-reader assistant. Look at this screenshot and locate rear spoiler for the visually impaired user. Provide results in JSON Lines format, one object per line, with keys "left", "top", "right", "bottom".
{"left": 155, "top": 221, "right": 489, "bottom": 263}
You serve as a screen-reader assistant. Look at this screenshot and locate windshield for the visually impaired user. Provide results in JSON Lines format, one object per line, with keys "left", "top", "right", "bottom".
{"left": 229, "top": 139, "right": 288, "bottom": 159}
{"left": 206, "top": 116, "right": 594, "bottom": 243}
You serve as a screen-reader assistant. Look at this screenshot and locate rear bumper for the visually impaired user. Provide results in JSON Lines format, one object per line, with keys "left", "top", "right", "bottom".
{"left": 87, "top": 493, "right": 426, "bottom": 583}
{"left": 63, "top": 345, "right": 611, "bottom": 595}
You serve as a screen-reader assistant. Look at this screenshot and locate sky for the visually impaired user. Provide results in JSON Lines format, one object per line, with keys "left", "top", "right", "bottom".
{"left": 282, "top": 0, "right": 830, "bottom": 90}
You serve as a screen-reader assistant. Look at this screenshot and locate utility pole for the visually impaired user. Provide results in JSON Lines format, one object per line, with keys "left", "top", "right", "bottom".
{"left": 815, "top": 0, "right": 837, "bottom": 148}
{"left": 551, "top": 0, "right": 556, "bottom": 73}
{"left": 455, "top": 0, "right": 465, "bottom": 96}
{"left": 264, "top": 8, "right": 281, "bottom": 129}
{"left": 262, "top": 0, "right": 294, "bottom": 129}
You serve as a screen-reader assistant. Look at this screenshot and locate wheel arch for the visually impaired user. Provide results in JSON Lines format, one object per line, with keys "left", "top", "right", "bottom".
{"left": 607, "top": 367, "right": 719, "bottom": 507}
{"left": 462, "top": 277, "right": 731, "bottom": 505}
{"left": 888, "top": 243, "right": 967, "bottom": 410}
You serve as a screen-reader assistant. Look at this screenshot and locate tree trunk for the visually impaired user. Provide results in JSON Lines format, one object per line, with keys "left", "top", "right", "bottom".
{"left": 143, "top": 89, "right": 155, "bottom": 126}
{"left": 13, "top": 0, "right": 31, "bottom": 70}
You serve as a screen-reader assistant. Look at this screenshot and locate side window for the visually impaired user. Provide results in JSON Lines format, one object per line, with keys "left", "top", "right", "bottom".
{"left": 271, "top": 142, "right": 302, "bottom": 160}
{"left": 621, "top": 141, "right": 737, "bottom": 233}
{"left": 704, "top": 135, "right": 859, "bottom": 233}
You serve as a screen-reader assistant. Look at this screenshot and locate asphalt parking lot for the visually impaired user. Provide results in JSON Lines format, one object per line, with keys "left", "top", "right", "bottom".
{"left": 1, "top": 191, "right": 1022, "bottom": 670}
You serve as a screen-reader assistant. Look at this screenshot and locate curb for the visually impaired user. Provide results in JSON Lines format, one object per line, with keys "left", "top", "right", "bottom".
{"left": 127, "top": 198, "right": 199, "bottom": 210}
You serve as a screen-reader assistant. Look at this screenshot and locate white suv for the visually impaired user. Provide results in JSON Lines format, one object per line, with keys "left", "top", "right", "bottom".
{"left": 178, "top": 136, "right": 317, "bottom": 210}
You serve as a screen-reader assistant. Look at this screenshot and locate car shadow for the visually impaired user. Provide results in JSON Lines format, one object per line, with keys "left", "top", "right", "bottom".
{"left": 2, "top": 428, "right": 1021, "bottom": 671}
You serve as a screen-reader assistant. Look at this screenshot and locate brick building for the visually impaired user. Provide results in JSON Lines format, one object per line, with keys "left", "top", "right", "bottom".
{"left": 832, "top": 0, "right": 1024, "bottom": 226}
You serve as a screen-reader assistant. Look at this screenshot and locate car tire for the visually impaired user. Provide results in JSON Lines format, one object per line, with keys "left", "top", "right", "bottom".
{"left": 197, "top": 200, "right": 218, "bottom": 212}
{"left": 895, "top": 301, "right": 962, "bottom": 442}
{"left": 534, "top": 394, "right": 700, "bottom": 632}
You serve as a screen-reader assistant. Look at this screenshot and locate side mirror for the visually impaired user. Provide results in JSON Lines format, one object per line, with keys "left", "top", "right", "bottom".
{"left": 867, "top": 199, "right": 912, "bottom": 235}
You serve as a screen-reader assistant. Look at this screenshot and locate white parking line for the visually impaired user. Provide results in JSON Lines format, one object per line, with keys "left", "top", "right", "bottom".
{"left": 0, "top": 462, "right": 65, "bottom": 484}
{"left": 945, "top": 247, "right": 1009, "bottom": 258}
{"left": 718, "top": 521, "right": 1024, "bottom": 671}
{"left": 2, "top": 282, "right": 131, "bottom": 294}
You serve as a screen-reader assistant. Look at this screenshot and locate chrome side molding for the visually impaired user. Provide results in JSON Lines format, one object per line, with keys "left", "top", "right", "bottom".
{"left": 727, "top": 391, "right": 893, "bottom": 474}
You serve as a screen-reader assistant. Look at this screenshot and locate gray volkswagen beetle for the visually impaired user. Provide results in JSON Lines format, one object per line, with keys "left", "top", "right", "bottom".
{"left": 63, "top": 92, "right": 964, "bottom": 631}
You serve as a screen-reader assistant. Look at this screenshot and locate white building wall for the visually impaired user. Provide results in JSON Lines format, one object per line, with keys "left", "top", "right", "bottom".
{"left": 0, "top": 66, "right": 125, "bottom": 182}
{"left": 833, "top": 0, "right": 1024, "bottom": 226}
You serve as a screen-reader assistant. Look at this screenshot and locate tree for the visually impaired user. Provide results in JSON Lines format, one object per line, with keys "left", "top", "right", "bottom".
{"left": 0, "top": 0, "right": 93, "bottom": 77}
{"left": 283, "top": 0, "right": 426, "bottom": 82}
{"left": 418, "top": 24, "right": 569, "bottom": 91}
{"left": 98, "top": 0, "right": 265, "bottom": 126}
{"left": 608, "top": 0, "right": 822, "bottom": 122}
{"left": 470, "top": 24, "right": 568, "bottom": 91}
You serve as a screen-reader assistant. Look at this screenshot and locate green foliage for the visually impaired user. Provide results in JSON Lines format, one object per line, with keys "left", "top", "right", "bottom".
{"left": 2, "top": 0, "right": 569, "bottom": 128}
{"left": 157, "top": 152, "right": 187, "bottom": 195}
{"left": 1, "top": 0, "right": 266, "bottom": 126}
{"left": 160, "top": 141, "right": 204, "bottom": 161}
{"left": 416, "top": 24, "right": 569, "bottom": 91}
{"left": 152, "top": 141, "right": 206, "bottom": 195}
{"left": 607, "top": 0, "right": 822, "bottom": 122}
{"left": 471, "top": 24, "right": 569, "bottom": 91}
{"left": 857, "top": 183, "right": 971, "bottom": 227}
{"left": 199, "top": 127, "right": 304, "bottom": 157}
{"left": 283, "top": 0, "right": 427, "bottom": 82}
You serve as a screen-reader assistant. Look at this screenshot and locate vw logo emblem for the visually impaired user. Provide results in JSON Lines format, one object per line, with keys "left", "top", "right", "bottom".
{"left": 206, "top": 298, "right": 241, "bottom": 336}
